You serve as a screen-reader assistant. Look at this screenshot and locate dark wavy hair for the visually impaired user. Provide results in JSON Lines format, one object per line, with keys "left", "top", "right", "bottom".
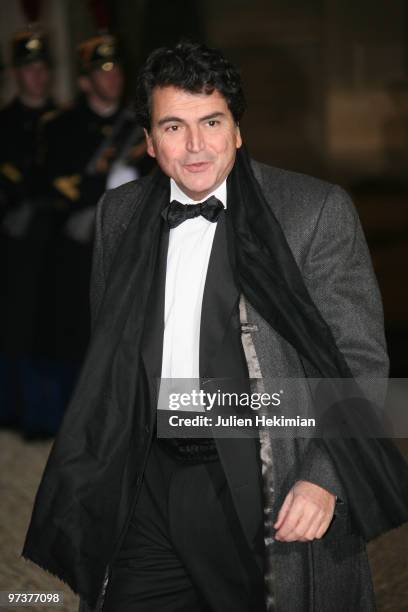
{"left": 135, "top": 41, "right": 246, "bottom": 131}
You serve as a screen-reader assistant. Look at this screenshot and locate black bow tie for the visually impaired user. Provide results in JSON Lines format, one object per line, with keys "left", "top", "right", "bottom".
{"left": 161, "top": 196, "right": 224, "bottom": 229}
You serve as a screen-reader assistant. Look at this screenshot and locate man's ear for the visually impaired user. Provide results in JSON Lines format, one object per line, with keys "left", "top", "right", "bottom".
{"left": 144, "top": 128, "right": 156, "bottom": 158}
{"left": 235, "top": 123, "right": 242, "bottom": 149}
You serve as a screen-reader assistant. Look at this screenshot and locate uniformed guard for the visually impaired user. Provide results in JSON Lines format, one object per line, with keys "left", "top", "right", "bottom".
{"left": 42, "top": 33, "right": 149, "bottom": 415}
{"left": 0, "top": 29, "right": 58, "bottom": 436}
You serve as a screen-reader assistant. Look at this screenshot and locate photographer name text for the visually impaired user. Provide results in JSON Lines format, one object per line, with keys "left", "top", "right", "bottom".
{"left": 167, "top": 415, "right": 316, "bottom": 428}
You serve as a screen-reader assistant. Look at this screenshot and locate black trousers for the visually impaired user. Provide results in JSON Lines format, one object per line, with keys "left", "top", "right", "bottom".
{"left": 102, "top": 439, "right": 266, "bottom": 612}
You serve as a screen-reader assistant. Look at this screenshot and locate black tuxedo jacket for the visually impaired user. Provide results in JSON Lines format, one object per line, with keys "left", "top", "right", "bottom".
{"left": 140, "top": 205, "right": 264, "bottom": 555}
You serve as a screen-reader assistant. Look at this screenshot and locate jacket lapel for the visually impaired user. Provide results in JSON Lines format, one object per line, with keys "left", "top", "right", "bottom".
{"left": 199, "top": 210, "right": 239, "bottom": 378}
{"left": 199, "top": 212, "right": 264, "bottom": 563}
{"left": 140, "top": 222, "right": 169, "bottom": 406}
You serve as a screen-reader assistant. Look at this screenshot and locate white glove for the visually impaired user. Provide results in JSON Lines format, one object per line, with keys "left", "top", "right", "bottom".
{"left": 2, "top": 201, "right": 34, "bottom": 238}
{"left": 63, "top": 206, "right": 96, "bottom": 244}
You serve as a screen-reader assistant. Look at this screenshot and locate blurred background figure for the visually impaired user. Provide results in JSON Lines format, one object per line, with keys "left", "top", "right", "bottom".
{"left": 0, "top": 47, "right": 5, "bottom": 106}
{"left": 383, "top": 80, "right": 408, "bottom": 182}
{"left": 40, "top": 32, "right": 150, "bottom": 425}
{"left": 0, "top": 28, "right": 58, "bottom": 437}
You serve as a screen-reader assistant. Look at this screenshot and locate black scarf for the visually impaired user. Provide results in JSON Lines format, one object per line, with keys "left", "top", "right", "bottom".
{"left": 23, "top": 146, "right": 408, "bottom": 608}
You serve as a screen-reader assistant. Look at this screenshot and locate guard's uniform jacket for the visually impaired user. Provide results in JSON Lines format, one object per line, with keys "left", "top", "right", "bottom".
{"left": 0, "top": 96, "right": 57, "bottom": 432}
{"left": 42, "top": 96, "right": 125, "bottom": 363}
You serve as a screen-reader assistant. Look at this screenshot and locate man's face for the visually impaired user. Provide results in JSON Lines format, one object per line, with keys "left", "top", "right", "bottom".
{"left": 86, "top": 64, "right": 124, "bottom": 104}
{"left": 145, "top": 86, "right": 242, "bottom": 201}
{"left": 16, "top": 61, "right": 51, "bottom": 100}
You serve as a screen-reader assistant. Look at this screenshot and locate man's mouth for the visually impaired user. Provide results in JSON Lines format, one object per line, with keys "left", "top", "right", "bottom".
{"left": 183, "top": 161, "right": 212, "bottom": 173}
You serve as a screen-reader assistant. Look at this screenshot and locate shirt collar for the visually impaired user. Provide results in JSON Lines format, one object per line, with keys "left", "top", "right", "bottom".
{"left": 170, "top": 178, "right": 227, "bottom": 209}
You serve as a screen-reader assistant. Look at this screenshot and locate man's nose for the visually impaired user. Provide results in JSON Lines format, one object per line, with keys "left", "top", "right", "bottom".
{"left": 185, "top": 126, "right": 204, "bottom": 153}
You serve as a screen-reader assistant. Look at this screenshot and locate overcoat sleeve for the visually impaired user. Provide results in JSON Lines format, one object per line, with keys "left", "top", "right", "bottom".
{"left": 297, "top": 184, "right": 389, "bottom": 497}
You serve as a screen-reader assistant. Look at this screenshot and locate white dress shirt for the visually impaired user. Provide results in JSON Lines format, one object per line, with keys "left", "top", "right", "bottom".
{"left": 160, "top": 178, "right": 227, "bottom": 381}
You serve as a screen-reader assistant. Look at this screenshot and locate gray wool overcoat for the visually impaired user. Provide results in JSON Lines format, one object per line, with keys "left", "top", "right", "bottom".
{"left": 76, "top": 159, "right": 388, "bottom": 612}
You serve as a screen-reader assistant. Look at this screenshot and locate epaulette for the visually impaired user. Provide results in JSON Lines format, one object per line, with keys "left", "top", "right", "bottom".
{"left": 40, "top": 103, "right": 73, "bottom": 125}
{"left": 0, "top": 162, "right": 22, "bottom": 183}
{"left": 41, "top": 109, "right": 60, "bottom": 124}
{"left": 53, "top": 174, "right": 81, "bottom": 201}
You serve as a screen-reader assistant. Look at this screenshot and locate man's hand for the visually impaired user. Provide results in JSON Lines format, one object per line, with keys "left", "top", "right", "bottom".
{"left": 273, "top": 480, "right": 336, "bottom": 542}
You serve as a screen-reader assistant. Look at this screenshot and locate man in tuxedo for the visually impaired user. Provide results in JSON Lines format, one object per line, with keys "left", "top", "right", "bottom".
{"left": 23, "top": 42, "right": 396, "bottom": 611}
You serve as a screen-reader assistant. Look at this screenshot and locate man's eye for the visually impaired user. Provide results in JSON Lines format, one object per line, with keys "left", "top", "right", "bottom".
{"left": 207, "top": 120, "right": 219, "bottom": 127}
{"left": 166, "top": 125, "right": 179, "bottom": 132}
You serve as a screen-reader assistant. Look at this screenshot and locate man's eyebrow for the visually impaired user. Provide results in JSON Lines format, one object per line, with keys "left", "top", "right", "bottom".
{"left": 157, "top": 115, "right": 184, "bottom": 126}
{"left": 157, "top": 111, "right": 226, "bottom": 127}
{"left": 200, "top": 111, "right": 226, "bottom": 122}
